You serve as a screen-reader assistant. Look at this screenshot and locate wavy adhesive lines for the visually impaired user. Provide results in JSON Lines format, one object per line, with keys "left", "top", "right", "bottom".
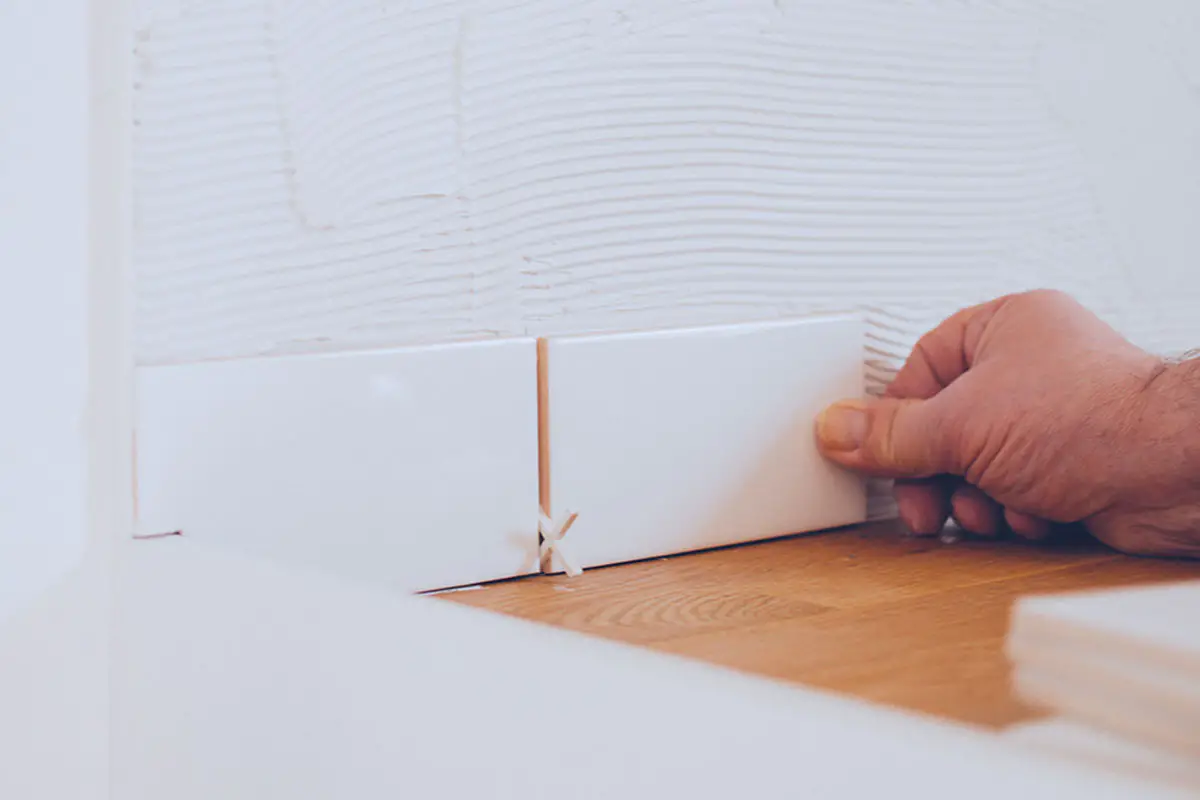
{"left": 133, "top": 1, "right": 514, "bottom": 364}
{"left": 131, "top": 0, "right": 1200, "bottom": 368}
{"left": 460, "top": 1, "right": 1119, "bottom": 360}
{"left": 272, "top": 0, "right": 460, "bottom": 228}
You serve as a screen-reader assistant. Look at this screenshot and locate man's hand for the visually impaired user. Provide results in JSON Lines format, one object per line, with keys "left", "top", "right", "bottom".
{"left": 815, "top": 290, "right": 1200, "bottom": 558}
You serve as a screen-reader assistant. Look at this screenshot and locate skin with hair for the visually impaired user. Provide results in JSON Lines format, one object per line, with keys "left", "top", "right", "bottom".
{"left": 815, "top": 290, "right": 1200, "bottom": 558}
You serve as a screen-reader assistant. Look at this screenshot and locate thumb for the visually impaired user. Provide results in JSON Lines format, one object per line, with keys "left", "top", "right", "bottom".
{"left": 815, "top": 397, "right": 960, "bottom": 478}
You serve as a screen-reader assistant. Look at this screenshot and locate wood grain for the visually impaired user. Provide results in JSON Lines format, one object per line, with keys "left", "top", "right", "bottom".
{"left": 438, "top": 521, "right": 1198, "bottom": 728}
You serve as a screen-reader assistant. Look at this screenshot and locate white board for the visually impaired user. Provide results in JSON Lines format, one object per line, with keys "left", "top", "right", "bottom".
{"left": 1008, "top": 582, "right": 1200, "bottom": 758}
{"left": 135, "top": 340, "right": 540, "bottom": 592}
{"left": 1012, "top": 663, "right": 1200, "bottom": 761}
{"left": 1012, "top": 582, "right": 1200, "bottom": 670}
{"left": 540, "top": 317, "right": 866, "bottom": 571}
{"left": 111, "top": 540, "right": 1176, "bottom": 799}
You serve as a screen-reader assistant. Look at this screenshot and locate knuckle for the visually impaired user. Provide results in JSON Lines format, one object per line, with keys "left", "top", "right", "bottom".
{"left": 869, "top": 399, "right": 949, "bottom": 477}
{"left": 1017, "top": 288, "right": 1077, "bottom": 311}
{"left": 933, "top": 403, "right": 973, "bottom": 476}
{"left": 862, "top": 403, "right": 899, "bottom": 471}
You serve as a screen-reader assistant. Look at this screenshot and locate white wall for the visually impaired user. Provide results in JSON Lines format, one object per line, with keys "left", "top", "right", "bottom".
{"left": 130, "top": 0, "right": 1200, "bottom": 382}
{"left": 0, "top": 1, "right": 127, "bottom": 797}
{"left": 0, "top": 0, "right": 90, "bottom": 629}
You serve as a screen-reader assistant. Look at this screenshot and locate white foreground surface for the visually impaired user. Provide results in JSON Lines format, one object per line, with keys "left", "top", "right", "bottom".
{"left": 113, "top": 539, "right": 1181, "bottom": 799}
{"left": 136, "top": 339, "right": 540, "bottom": 591}
{"left": 542, "top": 317, "right": 866, "bottom": 570}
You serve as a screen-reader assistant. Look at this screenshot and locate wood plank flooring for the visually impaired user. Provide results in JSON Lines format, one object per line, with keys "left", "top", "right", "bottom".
{"left": 438, "top": 521, "right": 1198, "bottom": 728}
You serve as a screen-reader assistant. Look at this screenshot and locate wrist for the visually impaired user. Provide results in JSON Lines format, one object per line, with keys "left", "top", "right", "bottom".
{"left": 1127, "top": 356, "right": 1200, "bottom": 505}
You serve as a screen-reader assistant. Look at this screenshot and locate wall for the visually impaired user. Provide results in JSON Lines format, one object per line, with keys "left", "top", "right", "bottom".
{"left": 131, "top": 0, "right": 1200, "bottom": 386}
{"left": 0, "top": 2, "right": 119, "bottom": 798}
{"left": 0, "top": 1, "right": 90, "bottom": 630}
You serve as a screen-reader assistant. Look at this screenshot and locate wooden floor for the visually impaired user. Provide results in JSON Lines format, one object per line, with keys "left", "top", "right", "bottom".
{"left": 439, "top": 521, "right": 1197, "bottom": 728}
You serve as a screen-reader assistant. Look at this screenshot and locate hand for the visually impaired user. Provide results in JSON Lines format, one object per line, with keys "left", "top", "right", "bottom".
{"left": 815, "top": 290, "right": 1200, "bottom": 558}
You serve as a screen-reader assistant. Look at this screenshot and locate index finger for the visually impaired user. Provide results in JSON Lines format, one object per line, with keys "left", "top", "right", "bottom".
{"left": 883, "top": 296, "right": 1007, "bottom": 538}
